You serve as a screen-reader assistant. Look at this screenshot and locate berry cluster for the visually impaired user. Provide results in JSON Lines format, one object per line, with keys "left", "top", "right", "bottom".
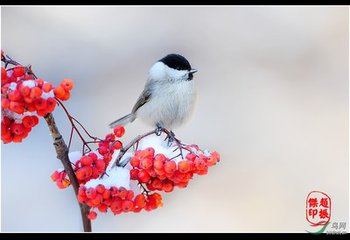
{"left": 51, "top": 170, "right": 71, "bottom": 189}
{"left": 130, "top": 147, "right": 220, "bottom": 192}
{"left": 1, "top": 63, "right": 74, "bottom": 143}
{"left": 1, "top": 113, "right": 39, "bottom": 143}
{"left": 51, "top": 127, "right": 220, "bottom": 221}
{"left": 78, "top": 185, "right": 163, "bottom": 220}
{"left": 72, "top": 127, "right": 124, "bottom": 184}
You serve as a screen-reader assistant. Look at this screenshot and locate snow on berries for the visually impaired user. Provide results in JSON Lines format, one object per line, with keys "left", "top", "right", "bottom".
{"left": 1, "top": 58, "right": 74, "bottom": 143}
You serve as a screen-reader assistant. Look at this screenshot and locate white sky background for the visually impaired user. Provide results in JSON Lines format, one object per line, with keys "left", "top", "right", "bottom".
{"left": 1, "top": 6, "right": 349, "bottom": 232}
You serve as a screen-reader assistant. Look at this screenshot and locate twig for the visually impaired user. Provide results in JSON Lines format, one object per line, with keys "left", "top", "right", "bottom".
{"left": 44, "top": 113, "right": 92, "bottom": 232}
{"left": 115, "top": 129, "right": 158, "bottom": 166}
{"left": 55, "top": 98, "right": 92, "bottom": 152}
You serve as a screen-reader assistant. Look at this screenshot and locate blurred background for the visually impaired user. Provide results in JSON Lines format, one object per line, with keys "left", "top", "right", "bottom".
{"left": 1, "top": 6, "right": 348, "bottom": 232}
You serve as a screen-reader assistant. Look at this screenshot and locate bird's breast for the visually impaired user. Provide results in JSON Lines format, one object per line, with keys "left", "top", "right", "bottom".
{"left": 137, "top": 80, "right": 196, "bottom": 129}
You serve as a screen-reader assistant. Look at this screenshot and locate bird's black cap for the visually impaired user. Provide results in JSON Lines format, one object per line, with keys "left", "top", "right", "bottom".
{"left": 159, "top": 54, "right": 192, "bottom": 71}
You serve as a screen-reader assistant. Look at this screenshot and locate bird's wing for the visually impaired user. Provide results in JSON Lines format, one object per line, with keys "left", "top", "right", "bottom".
{"left": 131, "top": 83, "right": 152, "bottom": 113}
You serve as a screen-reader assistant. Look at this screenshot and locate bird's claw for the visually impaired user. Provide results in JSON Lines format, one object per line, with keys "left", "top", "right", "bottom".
{"left": 165, "top": 131, "right": 177, "bottom": 147}
{"left": 155, "top": 124, "right": 163, "bottom": 136}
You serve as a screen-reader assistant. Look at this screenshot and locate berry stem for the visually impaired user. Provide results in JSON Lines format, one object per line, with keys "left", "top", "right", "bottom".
{"left": 55, "top": 98, "right": 92, "bottom": 152}
{"left": 44, "top": 113, "right": 92, "bottom": 232}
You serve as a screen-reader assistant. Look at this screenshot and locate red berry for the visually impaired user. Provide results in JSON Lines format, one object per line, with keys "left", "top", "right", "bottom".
{"left": 78, "top": 186, "right": 87, "bottom": 196}
{"left": 186, "top": 153, "right": 197, "bottom": 162}
{"left": 162, "top": 180, "right": 174, "bottom": 192}
{"left": 30, "top": 87, "right": 42, "bottom": 100}
{"left": 86, "top": 188, "right": 97, "bottom": 199}
{"left": 13, "top": 66, "right": 25, "bottom": 77}
{"left": 1, "top": 98, "right": 10, "bottom": 109}
{"left": 42, "top": 82, "right": 53, "bottom": 93}
{"left": 8, "top": 90, "right": 22, "bottom": 101}
{"left": 155, "top": 168, "right": 166, "bottom": 177}
{"left": 102, "top": 190, "right": 111, "bottom": 199}
{"left": 91, "top": 167, "right": 100, "bottom": 179}
{"left": 50, "top": 171, "right": 60, "bottom": 182}
{"left": 112, "top": 140, "right": 122, "bottom": 150}
{"left": 122, "top": 200, "right": 134, "bottom": 212}
{"left": 10, "top": 123, "right": 24, "bottom": 135}
{"left": 113, "top": 126, "right": 125, "bottom": 138}
{"left": 34, "top": 98, "right": 47, "bottom": 110}
{"left": 60, "top": 78, "right": 74, "bottom": 91}
{"left": 88, "top": 153, "right": 98, "bottom": 162}
{"left": 22, "top": 116, "right": 35, "bottom": 128}
{"left": 164, "top": 161, "right": 176, "bottom": 174}
{"left": 24, "top": 96, "right": 33, "bottom": 104}
{"left": 61, "top": 178, "right": 71, "bottom": 188}
{"left": 138, "top": 169, "right": 151, "bottom": 183}
{"left": 153, "top": 158, "right": 164, "bottom": 170}
{"left": 80, "top": 155, "right": 93, "bottom": 166}
{"left": 133, "top": 207, "right": 142, "bottom": 213}
{"left": 1, "top": 124, "right": 11, "bottom": 137}
{"left": 35, "top": 79, "right": 44, "bottom": 87}
{"left": 140, "top": 157, "right": 153, "bottom": 169}
{"left": 36, "top": 109, "right": 49, "bottom": 117}
{"left": 95, "top": 160, "right": 106, "bottom": 172}
{"left": 105, "top": 133, "right": 115, "bottom": 141}
{"left": 134, "top": 194, "right": 146, "bottom": 208}
{"left": 117, "top": 187, "right": 128, "bottom": 199}
{"left": 53, "top": 85, "right": 66, "bottom": 99}
{"left": 18, "top": 84, "right": 30, "bottom": 97}
{"left": 91, "top": 194, "right": 103, "bottom": 205}
{"left": 194, "top": 158, "right": 207, "bottom": 170}
{"left": 110, "top": 200, "right": 122, "bottom": 214}
{"left": 144, "top": 147, "right": 155, "bottom": 157}
{"left": 96, "top": 184, "right": 106, "bottom": 194}
{"left": 87, "top": 210, "right": 97, "bottom": 220}
{"left": 46, "top": 97, "right": 57, "bottom": 112}
{"left": 98, "top": 204, "right": 108, "bottom": 213}
{"left": 2, "top": 116, "right": 11, "bottom": 126}
{"left": 126, "top": 190, "right": 134, "bottom": 200}
{"left": 178, "top": 160, "right": 191, "bottom": 173}
{"left": 60, "top": 91, "right": 70, "bottom": 101}
{"left": 208, "top": 151, "right": 220, "bottom": 166}
{"left": 130, "top": 169, "right": 139, "bottom": 180}
{"left": 75, "top": 166, "right": 93, "bottom": 180}
{"left": 1, "top": 67, "right": 7, "bottom": 81}
{"left": 177, "top": 181, "right": 188, "bottom": 188}
{"left": 154, "top": 154, "right": 167, "bottom": 163}
{"left": 32, "top": 115, "right": 39, "bottom": 125}
{"left": 130, "top": 157, "right": 140, "bottom": 167}
{"left": 98, "top": 145, "right": 108, "bottom": 155}
{"left": 151, "top": 178, "right": 163, "bottom": 190}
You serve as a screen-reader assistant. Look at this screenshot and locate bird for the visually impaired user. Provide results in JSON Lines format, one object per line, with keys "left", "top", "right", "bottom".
{"left": 109, "top": 53, "right": 197, "bottom": 137}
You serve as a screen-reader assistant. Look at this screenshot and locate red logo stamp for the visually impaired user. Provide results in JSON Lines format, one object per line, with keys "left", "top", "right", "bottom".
{"left": 306, "top": 191, "right": 331, "bottom": 226}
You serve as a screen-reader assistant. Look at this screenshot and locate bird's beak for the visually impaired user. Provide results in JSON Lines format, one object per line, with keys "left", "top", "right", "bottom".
{"left": 190, "top": 69, "right": 198, "bottom": 74}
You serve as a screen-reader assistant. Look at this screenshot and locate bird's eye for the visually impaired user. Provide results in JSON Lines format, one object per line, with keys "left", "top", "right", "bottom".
{"left": 188, "top": 73, "right": 193, "bottom": 80}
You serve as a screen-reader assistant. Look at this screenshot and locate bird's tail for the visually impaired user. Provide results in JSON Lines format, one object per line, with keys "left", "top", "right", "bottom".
{"left": 109, "top": 113, "right": 136, "bottom": 128}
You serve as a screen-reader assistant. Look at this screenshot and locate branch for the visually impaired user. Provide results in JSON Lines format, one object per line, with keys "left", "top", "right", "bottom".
{"left": 44, "top": 113, "right": 92, "bottom": 232}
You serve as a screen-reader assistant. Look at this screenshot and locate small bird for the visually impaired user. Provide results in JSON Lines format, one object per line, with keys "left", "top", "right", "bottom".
{"left": 109, "top": 53, "right": 197, "bottom": 135}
